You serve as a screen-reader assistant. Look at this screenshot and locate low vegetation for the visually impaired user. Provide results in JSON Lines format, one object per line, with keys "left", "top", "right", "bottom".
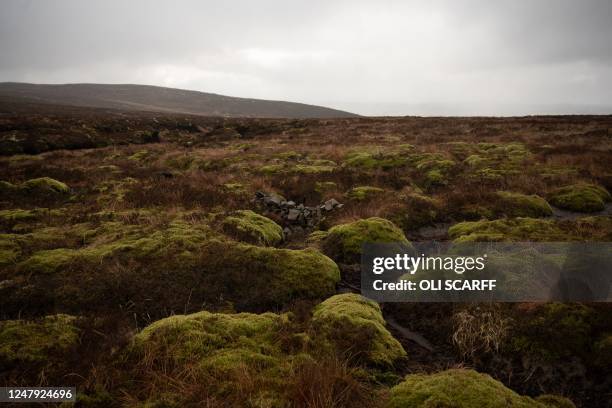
{"left": 0, "top": 111, "right": 610, "bottom": 407}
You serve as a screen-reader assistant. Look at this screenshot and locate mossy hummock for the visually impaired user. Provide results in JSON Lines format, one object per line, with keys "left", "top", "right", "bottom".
{"left": 495, "top": 191, "right": 553, "bottom": 218}
{"left": 321, "top": 217, "right": 411, "bottom": 263}
{"left": 311, "top": 293, "right": 406, "bottom": 366}
{"left": 132, "top": 310, "right": 295, "bottom": 407}
{"left": 549, "top": 183, "right": 611, "bottom": 213}
{"left": 448, "top": 218, "right": 567, "bottom": 242}
{"left": 22, "top": 177, "right": 70, "bottom": 194}
{"left": 0, "top": 314, "right": 79, "bottom": 363}
{"left": 198, "top": 241, "right": 341, "bottom": 309}
{"left": 346, "top": 186, "right": 385, "bottom": 201}
{"left": 222, "top": 210, "right": 283, "bottom": 246}
{"left": 388, "top": 369, "right": 574, "bottom": 408}
{"left": 509, "top": 303, "right": 595, "bottom": 362}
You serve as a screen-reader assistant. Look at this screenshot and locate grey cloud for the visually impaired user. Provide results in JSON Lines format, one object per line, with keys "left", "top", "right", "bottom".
{"left": 1, "top": 0, "right": 611, "bottom": 115}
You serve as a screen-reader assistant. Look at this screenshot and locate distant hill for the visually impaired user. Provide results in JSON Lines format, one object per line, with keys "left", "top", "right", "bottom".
{"left": 0, "top": 82, "right": 357, "bottom": 118}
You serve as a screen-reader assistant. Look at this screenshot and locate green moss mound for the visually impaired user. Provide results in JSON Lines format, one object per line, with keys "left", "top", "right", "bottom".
{"left": 448, "top": 218, "right": 568, "bottom": 242}
{"left": 343, "top": 151, "right": 407, "bottom": 170}
{"left": 392, "top": 193, "right": 440, "bottom": 230}
{"left": 22, "top": 177, "right": 70, "bottom": 194}
{"left": 495, "top": 191, "right": 553, "bottom": 218}
{"left": 0, "top": 209, "right": 41, "bottom": 223}
{"left": 134, "top": 310, "right": 287, "bottom": 360}
{"left": 222, "top": 210, "right": 283, "bottom": 246}
{"left": 388, "top": 369, "right": 574, "bottom": 408}
{"left": 549, "top": 184, "right": 611, "bottom": 213}
{"left": 311, "top": 294, "right": 406, "bottom": 366}
{"left": 347, "top": 186, "right": 385, "bottom": 201}
{"left": 0, "top": 314, "right": 79, "bottom": 363}
{"left": 0, "top": 208, "right": 65, "bottom": 230}
{"left": 9, "top": 217, "right": 338, "bottom": 314}
{"left": 593, "top": 333, "right": 612, "bottom": 368}
{"left": 509, "top": 303, "right": 595, "bottom": 361}
{"left": 18, "top": 219, "right": 215, "bottom": 275}
{"left": 0, "top": 180, "right": 18, "bottom": 194}
{"left": 410, "top": 153, "right": 455, "bottom": 187}
{"left": 315, "top": 181, "right": 337, "bottom": 194}
{"left": 200, "top": 241, "right": 341, "bottom": 309}
{"left": 131, "top": 310, "right": 293, "bottom": 407}
{"left": 321, "top": 217, "right": 411, "bottom": 263}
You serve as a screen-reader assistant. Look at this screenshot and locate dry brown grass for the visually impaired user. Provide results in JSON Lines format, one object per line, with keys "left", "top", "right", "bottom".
{"left": 452, "top": 304, "right": 510, "bottom": 361}
{"left": 287, "top": 356, "right": 382, "bottom": 408}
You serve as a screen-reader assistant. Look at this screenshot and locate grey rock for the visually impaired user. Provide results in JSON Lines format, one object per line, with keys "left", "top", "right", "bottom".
{"left": 287, "top": 209, "right": 301, "bottom": 221}
{"left": 254, "top": 191, "right": 343, "bottom": 234}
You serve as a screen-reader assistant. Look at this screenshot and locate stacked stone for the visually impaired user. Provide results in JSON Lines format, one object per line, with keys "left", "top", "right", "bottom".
{"left": 254, "top": 191, "right": 343, "bottom": 235}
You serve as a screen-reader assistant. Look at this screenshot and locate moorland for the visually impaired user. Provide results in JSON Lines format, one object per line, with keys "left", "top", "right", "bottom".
{"left": 0, "top": 101, "right": 611, "bottom": 407}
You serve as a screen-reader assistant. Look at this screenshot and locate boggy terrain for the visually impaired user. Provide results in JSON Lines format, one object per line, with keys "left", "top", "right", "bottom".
{"left": 0, "top": 108, "right": 611, "bottom": 407}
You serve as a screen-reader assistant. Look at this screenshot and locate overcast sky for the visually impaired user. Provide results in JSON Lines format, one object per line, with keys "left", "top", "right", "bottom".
{"left": 1, "top": 0, "right": 611, "bottom": 116}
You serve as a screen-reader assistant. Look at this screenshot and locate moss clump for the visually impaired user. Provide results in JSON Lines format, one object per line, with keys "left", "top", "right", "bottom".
{"left": 321, "top": 217, "right": 410, "bottom": 264}
{"left": 465, "top": 154, "right": 489, "bottom": 167}
{"left": 259, "top": 159, "right": 336, "bottom": 175}
{"left": 448, "top": 218, "right": 567, "bottom": 242}
{"left": 315, "top": 181, "right": 337, "bottom": 194}
{"left": 222, "top": 182, "right": 246, "bottom": 193}
{"left": 274, "top": 151, "right": 301, "bottom": 160}
{"left": 343, "top": 151, "right": 407, "bottom": 170}
{"left": 18, "top": 219, "right": 215, "bottom": 275}
{"left": 347, "top": 186, "right": 385, "bottom": 201}
{"left": 0, "top": 314, "right": 79, "bottom": 363}
{"left": 509, "top": 303, "right": 595, "bottom": 362}
{"left": 306, "top": 230, "right": 329, "bottom": 245}
{"left": 127, "top": 150, "right": 150, "bottom": 161}
{"left": 222, "top": 210, "right": 283, "bottom": 246}
{"left": 495, "top": 191, "right": 553, "bottom": 218}
{"left": 259, "top": 163, "right": 285, "bottom": 174}
{"left": 132, "top": 310, "right": 293, "bottom": 406}
{"left": 311, "top": 294, "right": 406, "bottom": 366}
{"left": 343, "top": 152, "right": 378, "bottom": 168}
{"left": 391, "top": 193, "right": 440, "bottom": 230}
{"left": 0, "top": 235, "right": 21, "bottom": 266}
{"left": 19, "top": 248, "right": 80, "bottom": 274}
{"left": 593, "top": 333, "right": 612, "bottom": 368}
{"left": 0, "top": 208, "right": 64, "bottom": 228}
{"left": 549, "top": 184, "right": 611, "bottom": 213}
{"left": 412, "top": 154, "right": 455, "bottom": 187}
{"left": 388, "top": 369, "right": 571, "bottom": 408}
{"left": 0, "top": 209, "right": 40, "bottom": 223}
{"left": 0, "top": 180, "right": 18, "bottom": 194}
{"left": 199, "top": 241, "right": 341, "bottom": 309}
{"left": 292, "top": 163, "right": 336, "bottom": 174}
{"left": 22, "top": 177, "right": 69, "bottom": 194}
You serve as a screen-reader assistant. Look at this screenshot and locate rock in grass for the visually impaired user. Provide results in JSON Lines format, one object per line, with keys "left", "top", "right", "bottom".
{"left": 495, "top": 191, "right": 553, "bottom": 218}
{"left": 222, "top": 210, "right": 283, "bottom": 246}
{"left": 549, "top": 183, "right": 611, "bottom": 213}
{"left": 311, "top": 293, "right": 406, "bottom": 366}
{"left": 0, "top": 314, "right": 79, "bottom": 363}
{"left": 388, "top": 369, "right": 575, "bottom": 408}
{"left": 321, "top": 217, "right": 411, "bottom": 264}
